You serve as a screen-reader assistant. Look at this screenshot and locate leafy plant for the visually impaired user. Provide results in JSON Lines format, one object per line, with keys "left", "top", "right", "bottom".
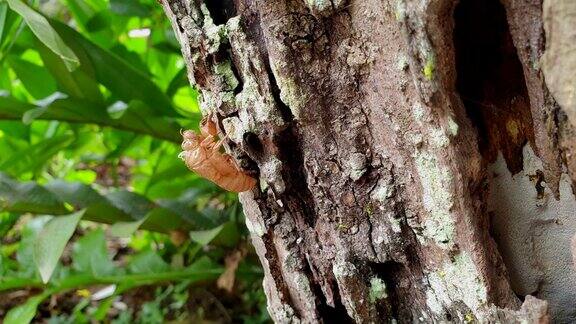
{"left": 0, "top": 0, "right": 267, "bottom": 322}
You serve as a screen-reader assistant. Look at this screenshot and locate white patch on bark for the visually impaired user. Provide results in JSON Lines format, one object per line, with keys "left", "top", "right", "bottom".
{"left": 347, "top": 152, "right": 368, "bottom": 181}
{"left": 260, "top": 157, "right": 286, "bottom": 193}
{"left": 429, "top": 128, "right": 449, "bottom": 148}
{"left": 414, "top": 151, "right": 455, "bottom": 247}
{"left": 222, "top": 116, "right": 244, "bottom": 144}
{"left": 388, "top": 214, "right": 402, "bottom": 233}
{"left": 447, "top": 117, "right": 459, "bottom": 136}
{"left": 425, "top": 289, "right": 443, "bottom": 314}
{"left": 412, "top": 102, "right": 425, "bottom": 121}
{"left": 371, "top": 181, "right": 393, "bottom": 202}
{"left": 200, "top": 4, "right": 227, "bottom": 54}
{"left": 427, "top": 251, "right": 487, "bottom": 317}
{"left": 333, "top": 259, "right": 357, "bottom": 278}
{"left": 245, "top": 215, "right": 265, "bottom": 237}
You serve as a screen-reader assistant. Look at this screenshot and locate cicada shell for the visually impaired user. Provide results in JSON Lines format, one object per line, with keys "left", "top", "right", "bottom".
{"left": 179, "top": 118, "right": 256, "bottom": 193}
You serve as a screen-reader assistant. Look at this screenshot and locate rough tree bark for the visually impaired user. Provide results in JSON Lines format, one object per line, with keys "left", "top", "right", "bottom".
{"left": 160, "top": 0, "right": 576, "bottom": 322}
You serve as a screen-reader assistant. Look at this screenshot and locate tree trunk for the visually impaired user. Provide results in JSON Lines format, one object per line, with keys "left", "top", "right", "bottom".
{"left": 160, "top": 0, "right": 576, "bottom": 322}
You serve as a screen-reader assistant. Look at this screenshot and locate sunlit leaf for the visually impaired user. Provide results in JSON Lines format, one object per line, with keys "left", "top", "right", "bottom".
{"left": 63, "top": 0, "right": 97, "bottom": 27}
{"left": 189, "top": 224, "right": 226, "bottom": 246}
{"left": 63, "top": 169, "right": 97, "bottom": 183}
{"left": 4, "top": 292, "right": 49, "bottom": 324}
{"left": 6, "top": 0, "right": 79, "bottom": 70}
{"left": 36, "top": 37, "right": 103, "bottom": 102}
{"left": 109, "top": 217, "right": 146, "bottom": 237}
{"left": 0, "top": 96, "right": 181, "bottom": 142}
{"left": 166, "top": 67, "right": 188, "bottom": 98}
{"left": 50, "top": 20, "right": 178, "bottom": 117}
{"left": 34, "top": 210, "right": 84, "bottom": 283}
{"left": 0, "top": 3, "right": 8, "bottom": 45}
{"left": 15, "top": 217, "right": 51, "bottom": 278}
{"left": 6, "top": 56, "right": 57, "bottom": 99}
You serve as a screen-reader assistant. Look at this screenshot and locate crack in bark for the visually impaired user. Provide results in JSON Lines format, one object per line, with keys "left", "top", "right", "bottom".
{"left": 261, "top": 230, "right": 295, "bottom": 306}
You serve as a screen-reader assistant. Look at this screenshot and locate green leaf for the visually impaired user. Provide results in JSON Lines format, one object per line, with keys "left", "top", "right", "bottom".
{"left": 151, "top": 41, "right": 181, "bottom": 55}
{"left": 109, "top": 217, "right": 146, "bottom": 237}
{"left": 210, "top": 221, "right": 241, "bottom": 248}
{"left": 62, "top": 0, "right": 97, "bottom": 28}
{"left": 84, "top": 11, "right": 110, "bottom": 32}
{"left": 105, "top": 191, "right": 192, "bottom": 233}
{"left": 7, "top": 56, "right": 57, "bottom": 99}
{"left": 141, "top": 207, "right": 193, "bottom": 233}
{"left": 110, "top": 0, "right": 151, "bottom": 17}
{"left": 16, "top": 217, "right": 50, "bottom": 278}
{"left": 34, "top": 210, "right": 84, "bottom": 283}
{"left": 189, "top": 224, "right": 225, "bottom": 246}
{"left": 72, "top": 229, "right": 116, "bottom": 277}
{"left": 0, "top": 120, "right": 29, "bottom": 140}
{"left": 109, "top": 44, "right": 149, "bottom": 72}
{"left": 44, "top": 181, "right": 130, "bottom": 225}
{"left": 36, "top": 37, "right": 103, "bottom": 102}
{"left": 1, "top": 256, "right": 226, "bottom": 292}
{"left": 4, "top": 292, "right": 49, "bottom": 324}
{"left": 105, "top": 190, "right": 155, "bottom": 219}
{"left": 128, "top": 250, "right": 169, "bottom": 274}
{"left": 6, "top": 0, "right": 79, "bottom": 70}
{"left": 166, "top": 67, "right": 188, "bottom": 98}
{"left": 49, "top": 20, "right": 178, "bottom": 117}
{"left": 0, "top": 134, "right": 75, "bottom": 176}
{"left": 0, "top": 174, "right": 214, "bottom": 234}
{"left": 0, "top": 173, "right": 69, "bottom": 215}
{"left": 0, "top": 2, "right": 8, "bottom": 45}
{"left": 0, "top": 212, "right": 19, "bottom": 237}
{"left": 158, "top": 194, "right": 218, "bottom": 229}
{"left": 22, "top": 92, "right": 67, "bottom": 124}
{"left": 0, "top": 96, "right": 181, "bottom": 142}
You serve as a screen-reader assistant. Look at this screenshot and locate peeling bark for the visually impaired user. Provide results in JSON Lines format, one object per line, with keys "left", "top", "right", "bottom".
{"left": 159, "top": 0, "right": 576, "bottom": 321}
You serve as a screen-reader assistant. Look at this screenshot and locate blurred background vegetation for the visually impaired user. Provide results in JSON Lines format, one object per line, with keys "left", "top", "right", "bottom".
{"left": 0, "top": 0, "right": 268, "bottom": 322}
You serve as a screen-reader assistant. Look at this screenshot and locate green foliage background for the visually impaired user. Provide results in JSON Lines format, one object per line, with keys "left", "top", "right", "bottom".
{"left": 0, "top": 0, "right": 267, "bottom": 322}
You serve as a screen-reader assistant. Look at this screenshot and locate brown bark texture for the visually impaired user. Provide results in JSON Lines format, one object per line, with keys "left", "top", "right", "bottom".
{"left": 160, "top": 0, "right": 576, "bottom": 322}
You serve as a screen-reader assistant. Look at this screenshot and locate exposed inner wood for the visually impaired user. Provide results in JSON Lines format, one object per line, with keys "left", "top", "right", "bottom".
{"left": 489, "top": 145, "right": 576, "bottom": 322}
